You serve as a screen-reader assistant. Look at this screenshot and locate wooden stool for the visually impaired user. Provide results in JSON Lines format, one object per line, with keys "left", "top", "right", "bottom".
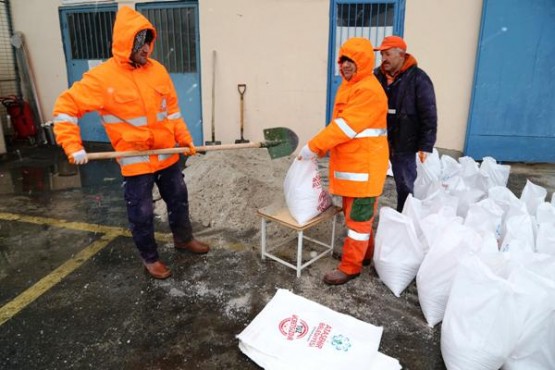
{"left": 257, "top": 203, "right": 342, "bottom": 277}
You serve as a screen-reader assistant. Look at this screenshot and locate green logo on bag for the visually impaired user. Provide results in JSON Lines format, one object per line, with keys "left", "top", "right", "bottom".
{"left": 331, "top": 335, "right": 351, "bottom": 352}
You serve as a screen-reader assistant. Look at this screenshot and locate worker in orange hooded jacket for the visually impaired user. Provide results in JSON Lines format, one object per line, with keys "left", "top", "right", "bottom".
{"left": 52, "top": 6, "right": 209, "bottom": 279}
{"left": 299, "top": 37, "right": 389, "bottom": 285}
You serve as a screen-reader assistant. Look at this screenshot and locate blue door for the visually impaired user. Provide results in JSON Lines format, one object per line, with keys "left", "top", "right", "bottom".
{"left": 137, "top": 1, "right": 203, "bottom": 146}
{"left": 465, "top": 0, "right": 555, "bottom": 162}
{"left": 326, "top": 0, "right": 405, "bottom": 123}
{"left": 59, "top": 5, "right": 117, "bottom": 142}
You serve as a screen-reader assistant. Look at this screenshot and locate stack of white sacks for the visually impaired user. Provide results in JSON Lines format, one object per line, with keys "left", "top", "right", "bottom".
{"left": 237, "top": 289, "right": 402, "bottom": 370}
{"left": 373, "top": 149, "right": 555, "bottom": 370}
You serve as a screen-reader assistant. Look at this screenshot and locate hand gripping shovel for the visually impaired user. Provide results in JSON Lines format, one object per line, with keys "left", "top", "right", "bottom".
{"left": 86, "top": 127, "right": 298, "bottom": 161}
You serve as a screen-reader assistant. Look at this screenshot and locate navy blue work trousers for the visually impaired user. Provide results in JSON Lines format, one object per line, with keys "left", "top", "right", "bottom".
{"left": 390, "top": 152, "right": 417, "bottom": 212}
{"left": 123, "top": 162, "right": 193, "bottom": 263}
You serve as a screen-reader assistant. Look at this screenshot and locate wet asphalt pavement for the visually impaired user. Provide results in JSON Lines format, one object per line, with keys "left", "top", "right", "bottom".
{"left": 0, "top": 141, "right": 554, "bottom": 370}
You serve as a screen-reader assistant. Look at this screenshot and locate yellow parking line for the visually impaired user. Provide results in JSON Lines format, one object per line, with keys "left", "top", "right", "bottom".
{"left": 0, "top": 234, "right": 115, "bottom": 326}
{"left": 0, "top": 212, "right": 173, "bottom": 242}
{"left": 0, "top": 212, "right": 175, "bottom": 326}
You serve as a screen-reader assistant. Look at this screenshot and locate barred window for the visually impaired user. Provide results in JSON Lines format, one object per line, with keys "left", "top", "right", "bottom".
{"left": 139, "top": 7, "right": 197, "bottom": 73}
{"left": 67, "top": 10, "right": 115, "bottom": 60}
{"left": 334, "top": 3, "right": 395, "bottom": 75}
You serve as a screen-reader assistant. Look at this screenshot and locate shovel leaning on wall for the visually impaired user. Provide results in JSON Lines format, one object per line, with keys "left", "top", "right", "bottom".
{"left": 235, "top": 84, "right": 249, "bottom": 144}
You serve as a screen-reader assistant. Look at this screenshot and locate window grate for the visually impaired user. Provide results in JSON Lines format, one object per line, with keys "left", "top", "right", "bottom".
{"left": 335, "top": 2, "right": 394, "bottom": 75}
{"left": 139, "top": 7, "right": 197, "bottom": 73}
{"left": 67, "top": 10, "right": 115, "bottom": 60}
{"left": 0, "top": 0, "right": 18, "bottom": 98}
{"left": 0, "top": 0, "right": 19, "bottom": 131}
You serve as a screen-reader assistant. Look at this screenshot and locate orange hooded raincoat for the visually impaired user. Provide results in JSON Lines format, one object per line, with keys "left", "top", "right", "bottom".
{"left": 309, "top": 38, "right": 389, "bottom": 275}
{"left": 52, "top": 6, "right": 194, "bottom": 177}
{"left": 309, "top": 37, "right": 389, "bottom": 198}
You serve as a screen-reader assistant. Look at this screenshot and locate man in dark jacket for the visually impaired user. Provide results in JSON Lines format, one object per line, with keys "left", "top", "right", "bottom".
{"left": 374, "top": 36, "right": 437, "bottom": 212}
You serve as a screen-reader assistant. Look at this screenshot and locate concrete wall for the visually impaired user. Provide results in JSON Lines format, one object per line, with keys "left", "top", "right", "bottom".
{"left": 10, "top": 0, "right": 68, "bottom": 126}
{"left": 196, "top": 0, "right": 330, "bottom": 147}
{"left": 404, "top": 0, "right": 483, "bottom": 152}
{"left": 9, "top": 0, "right": 483, "bottom": 152}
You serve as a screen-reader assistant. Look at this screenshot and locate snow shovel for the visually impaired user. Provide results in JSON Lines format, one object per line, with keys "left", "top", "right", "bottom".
{"left": 86, "top": 127, "right": 298, "bottom": 161}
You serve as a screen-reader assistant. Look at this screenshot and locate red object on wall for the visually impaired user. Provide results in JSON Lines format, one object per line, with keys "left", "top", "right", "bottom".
{"left": 1, "top": 95, "right": 37, "bottom": 140}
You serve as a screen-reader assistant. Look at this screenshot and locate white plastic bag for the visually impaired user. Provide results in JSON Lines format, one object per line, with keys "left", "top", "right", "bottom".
{"left": 536, "top": 202, "right": 555, "bottom": 224}
{"left": 458, "top": 156, "right": 481, "bottom": 190}
{"left": 440, "top": 155, "right": 463, "bottom": 192}
{"left": 488, "top": 186, "right": 521, "bottom": 212}
{"left": 236, "top": 289, "right": 401, "bottom": 370}
{"left": 419, "top": 209, "right": 463, "bottom": 253}
{"left": 403, "top": 192, "right": 461, "bottom": 252}
{"left": 479, "top": 157, "right": 510, "bottom": 190}
{"left": 284, "top": 158, "right": 332, "bottom": 225}
{"left": 416, "top": 223, "right": 489, "bottom": 327}
{"left": 401, "top": 194, "right": 425, "bottom": 242}
{"left": 465, "top": 198, "right": 504, "bottom": 243}
{"left": 520, "top": 179, "right": 547, "bottom": 216}
{"left": 373, "top": 207, "right": 425, "bottom": 297}
{"left": 536, "top": 222, "right": 555, "bottom": 256}
{"left": 503, "top": 264, "right": 555, "bottom": 370}
{"left": 441, "top": 254, "right": 519, "bottom": 370}
{"left": 501, "top": 214, "right": 535, "bottom": 253}
{"left": 488, "top": 186, "right": 528, "bottom": 238}
{"left": 451, "top": 188, "right": 485, "bottom": 218}
{"left": 414, "top": 148, "right": 441, "bottom": 199}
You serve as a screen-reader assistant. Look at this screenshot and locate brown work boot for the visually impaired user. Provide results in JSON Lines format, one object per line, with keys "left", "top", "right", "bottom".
{"left": 144, "top": 260, "right": 172, "bottom": 279}
{"left": 323, "top": 269, "right": 360, "bottom": 285}
{"left": 174, "top": 239, "right": 210, "bottom": 254}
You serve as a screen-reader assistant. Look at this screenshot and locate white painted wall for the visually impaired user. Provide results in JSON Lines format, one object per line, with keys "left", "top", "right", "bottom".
{"left": 404, "top": 0, "right": 483, "bottom": 151}
{"left": 10, "top": 0, "right": 68, "bottom": 126}
{"left": 197, "top": 0, "right": 330, "bottom": 148}
{"left": 9, "top": 0, "right": 482, "bottom": 153}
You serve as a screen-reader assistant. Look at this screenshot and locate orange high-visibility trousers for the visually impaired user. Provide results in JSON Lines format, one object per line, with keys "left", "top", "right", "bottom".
{"left": 338, "top": 196, "right": 379, "bottom": 275}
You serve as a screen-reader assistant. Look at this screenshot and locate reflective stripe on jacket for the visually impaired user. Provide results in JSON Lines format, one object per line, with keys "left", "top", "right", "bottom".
{"left": 52, "top": 6, "right": 193, "bottom": 176}
{"left": 308, "top": 38, "right": 389, "bottom": 198}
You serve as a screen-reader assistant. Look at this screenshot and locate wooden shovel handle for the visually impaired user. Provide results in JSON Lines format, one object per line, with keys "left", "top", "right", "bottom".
{"left": 86, "top": 142, "right": 263, "bottom": 160}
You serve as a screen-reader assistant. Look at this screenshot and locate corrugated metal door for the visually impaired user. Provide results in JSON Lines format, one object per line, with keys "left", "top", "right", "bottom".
{"left": 59, "top": 4, "right": 116, "bottom": 142}
{"left": 326, "top": 0, "right": 405, "bottom": 122}
{"left": 465, "top": 0, "right": 555, "bottom": 162}
{"left": 137, "top": 1, "right": 203, "bottom": 146}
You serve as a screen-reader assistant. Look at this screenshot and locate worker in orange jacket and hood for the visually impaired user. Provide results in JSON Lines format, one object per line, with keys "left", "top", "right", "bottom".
{"left": 52, "top": 6, "right": 209, "bottom": 279}
{"left": 298, "top": 37, "right": 389, "bottom": 285}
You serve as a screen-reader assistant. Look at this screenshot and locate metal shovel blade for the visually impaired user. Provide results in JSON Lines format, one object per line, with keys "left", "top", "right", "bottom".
{"left": 262, "top": 127, "right": 299, "bottom": 159}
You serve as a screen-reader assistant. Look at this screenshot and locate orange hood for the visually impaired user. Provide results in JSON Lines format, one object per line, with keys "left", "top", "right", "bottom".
{"left": 337, "top": 38, "right": 376, "bottom": 83}
{"left": 111, "top": 6, "right": 157, "bottom": 67}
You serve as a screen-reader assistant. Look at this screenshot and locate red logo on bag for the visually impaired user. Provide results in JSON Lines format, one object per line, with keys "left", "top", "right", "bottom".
{"left": 279, "top": 315, "right": 309, "bottom": 340}
{"left": 312, "top": 174, "right": 322, "bottom": 189}
{"left": 317, "top": 192, "right": 332, "bottom": 212}
{"left": 308, "top": 322, "right": 332, "bottom": 349}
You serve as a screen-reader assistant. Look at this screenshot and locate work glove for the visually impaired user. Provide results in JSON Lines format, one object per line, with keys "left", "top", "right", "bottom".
{"left": 180, "top": 141, "right": 196, "bottom": 156}
{"left": 70, "top": 149, "right": 88, "bottom": 165}
{"left": 298, "top": 144, "right": 317, "bottom": 160}
{"left": 418, "top": 151, "right": 428, "bottom": 163}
